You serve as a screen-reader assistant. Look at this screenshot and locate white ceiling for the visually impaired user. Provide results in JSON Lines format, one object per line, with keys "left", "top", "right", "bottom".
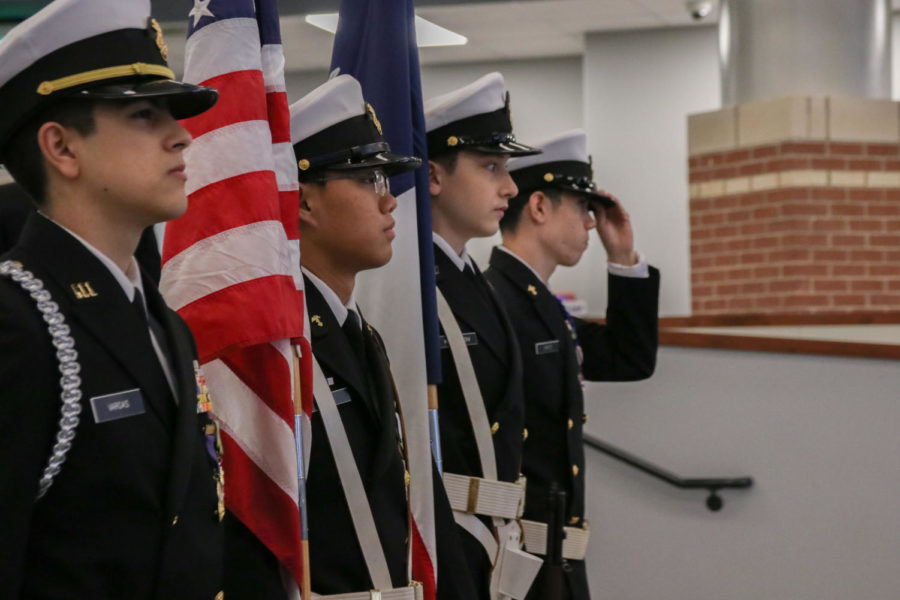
{"left": 160, "top": 0, "right": 720, "bottom": 75}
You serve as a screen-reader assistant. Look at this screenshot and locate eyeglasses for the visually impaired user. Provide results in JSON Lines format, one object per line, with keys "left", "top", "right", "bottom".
{"left": 311, "top": 169, "right": 390, "bottom": 197}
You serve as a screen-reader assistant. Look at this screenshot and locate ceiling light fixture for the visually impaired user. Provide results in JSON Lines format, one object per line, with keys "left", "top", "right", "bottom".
{"left": 305, "top": 13, "right": 467, "bottom": 47}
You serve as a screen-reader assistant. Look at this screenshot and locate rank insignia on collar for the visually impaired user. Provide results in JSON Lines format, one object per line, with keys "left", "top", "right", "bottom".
{"left": 71, "top": 281, "right": 98, "bottom": 299}
{"left": 311, "top": 314, "right": 323, "bottom": 327}
{"left": 527, "top": 284, "right": 538, "bottom": 296}
{"left": 149, "top": 18, "right": 168, "bottom": 61}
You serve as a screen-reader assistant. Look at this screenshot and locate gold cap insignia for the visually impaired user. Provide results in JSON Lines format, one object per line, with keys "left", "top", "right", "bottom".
{"left": 491, "top": 421, "right": 500, "bottom": 434}
{"left": 149, "top": 18, "right": 169, "bottom": 62}
{"left": 366, "top": 103, "right": 383, "bottom": 135}
{"left": 298, "top": 159, "right": 310, "bottom": 171}
{"left": 447, "top": 136, "right": 459, "bottom": 147}
{"left": 527, "top": 284, "right": 537, "bottom": 296}
{"left": 543, "top": 173, "right": 554, "bottom": 183}
{"left": 311, "top": 315, "right": 323, "bottom": 327}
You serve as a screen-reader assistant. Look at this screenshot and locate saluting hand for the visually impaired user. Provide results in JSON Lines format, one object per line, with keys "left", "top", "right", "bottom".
{"left": 593, "top": 192, "right": 637, "bottom": 266}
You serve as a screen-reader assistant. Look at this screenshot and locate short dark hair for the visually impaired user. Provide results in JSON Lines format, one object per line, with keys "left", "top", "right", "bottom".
{"left": 2, "top": 100, "right": 97, "bottom": 206}
{"left": 499, "top": 186, "right": 562, "bottom": 233}
{"left": 430, "top": 151, "right": 459, "bottom": 174}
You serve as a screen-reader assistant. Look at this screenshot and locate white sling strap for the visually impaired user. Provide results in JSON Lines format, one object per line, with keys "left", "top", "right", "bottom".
{"left": 520, "top": 519, "right": 591, "bottom": 561}
{"left": 312, "top": 357, "right": 393, "bottom": 591}
{"left": 436, "top": 289, "right": 542, "bottom": 599}
{"left": 311, "top": 584, "right": 424, "bottom": 600}
{"left": 435, "top": 289, "right": 497, "bottom": 481}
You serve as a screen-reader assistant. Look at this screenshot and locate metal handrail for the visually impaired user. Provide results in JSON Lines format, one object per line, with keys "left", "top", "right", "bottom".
{"left": 583, "top": 434, "right": 753, "bottom": 511}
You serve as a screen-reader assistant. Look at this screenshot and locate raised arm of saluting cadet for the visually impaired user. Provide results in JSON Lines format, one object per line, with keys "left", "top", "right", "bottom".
{"left": 484, "top": 129, "right": 660, "bottom": 600}
{"left": 424, "top": 72, "right": 545, "bottom": 600}
{"left": 0, "top": 1, "right": 225, "bottom": 598}
{"left": 221, "top": 74, "right": 476, "bottom": 600}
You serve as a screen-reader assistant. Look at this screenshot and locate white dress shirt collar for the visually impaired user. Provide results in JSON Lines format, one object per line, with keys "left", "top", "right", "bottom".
{"left": 432, "top": 231, "right": 474, "bottom": 272}
{"left": 302, "top": 266, "right": 360, "bottom": 328}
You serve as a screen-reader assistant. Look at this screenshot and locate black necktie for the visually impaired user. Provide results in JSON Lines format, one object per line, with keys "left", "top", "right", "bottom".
{"left": 133, "top": 288, "right": 174, "bottom": 375}
{"left": 342, "top": 308, "right": 366, "bottom": 364}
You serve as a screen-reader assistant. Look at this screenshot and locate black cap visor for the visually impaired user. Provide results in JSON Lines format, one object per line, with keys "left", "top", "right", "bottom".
{"left": 465, "top": 136, "right": 541, "bottom": 157}
{"left": 512, "top": 160, "right": 614, "bottom": 208}
{"left": 323, "top": 150, "right": 422, "bottom": 178}
{"left": 76, "top": 79, "right": 219, "bottom": 119}
{"left": 564, "top": 183, "right": 616, "bottom": 209}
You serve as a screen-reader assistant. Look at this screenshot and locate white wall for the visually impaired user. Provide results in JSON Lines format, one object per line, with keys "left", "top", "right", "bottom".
{"left": 584, "top": 347, "right": 900, "bottom": 599}
{"left": 580, "top": 27, "right": 720, "bottom": 317}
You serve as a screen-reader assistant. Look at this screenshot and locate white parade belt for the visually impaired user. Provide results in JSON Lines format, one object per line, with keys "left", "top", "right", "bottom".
{"left": 520, "top": 519, "right": 591, "bottom": 561}
{"left": 442, "top": 472, "right": 525, "bottom": 520}
{"left": 312, "top": 583, "right": 424, "bottom": 600}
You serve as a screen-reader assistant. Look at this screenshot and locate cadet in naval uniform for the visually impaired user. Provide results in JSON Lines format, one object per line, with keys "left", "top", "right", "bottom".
{"left": 0, "top": 1, "right": 224, "bottom": 598}
{"left": 424, "top": 72, "right": 543, "bottom": 599}
{"left": 278, "top": 75, "right": 476, "bottom": 600}
{"left": 484, "top": 130, "right": 660, "bottom": 599}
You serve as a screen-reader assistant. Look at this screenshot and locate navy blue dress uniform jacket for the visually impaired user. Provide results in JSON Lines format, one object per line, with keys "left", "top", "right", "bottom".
{"left": 0, "top": 182, "right": 32, "bottom": 255}
{"left": 433, "top": 244, "right": 526, "bottom": 599}
{"left": 485, "top": 247, "right": 659, "bottom": 600}
{"left": 0, "top": 214, "right": 223, "bottom": 599}
{"left": 299, "top": 278, "right": 476, "bottom": 598}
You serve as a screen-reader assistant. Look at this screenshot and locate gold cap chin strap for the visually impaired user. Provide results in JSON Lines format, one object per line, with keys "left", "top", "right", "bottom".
{"left": 37, "top": 62, "right": 174, "bottom": 96}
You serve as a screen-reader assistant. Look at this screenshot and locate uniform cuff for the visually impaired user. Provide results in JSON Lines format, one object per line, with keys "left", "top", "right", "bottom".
{"left": 607, "top": 251, "right": 649, "bottom": 278}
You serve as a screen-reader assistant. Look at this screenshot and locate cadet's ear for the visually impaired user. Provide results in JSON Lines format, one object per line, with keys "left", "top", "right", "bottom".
{"left": 297, "top": 183, "right": 317, "bottom": 227}
{"left": 525, "top": 190, "right": 551, "bottom": 225}
{"left": 37, "top": 121, "right": 80, "bottom": 180}
{"left": 428, "top": 160, "right": 443, "bottom": 197}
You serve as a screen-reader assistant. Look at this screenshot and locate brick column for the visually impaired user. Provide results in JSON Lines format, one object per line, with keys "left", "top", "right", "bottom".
{"left": 688, "top": 97, "right": 900, "bottom": 315}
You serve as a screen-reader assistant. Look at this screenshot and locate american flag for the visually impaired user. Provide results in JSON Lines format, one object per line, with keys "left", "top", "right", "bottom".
{"left": 331, "top": 1, "right": 441, "bottom": 597}
{"left": 160, "top": 0, "right": 311, "bottom": 595}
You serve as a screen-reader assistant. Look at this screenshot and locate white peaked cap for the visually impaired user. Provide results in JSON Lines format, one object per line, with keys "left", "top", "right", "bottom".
{"left": 508, "top": 129, "right": 590, "bottom": 172}
{"left": 424, "top": 72, "right": 507, "bottom": 133}
{"left": 0, "top": 0, "right": 150, "bottom": 89}
{"left": 289, "top": 74, "right": 366, "bottom": 144}
{"left": 0, "top": 0, "right": 216, "bottom": 157}
{"left": 288, "top": 74, "right": 420, "bottom": 178}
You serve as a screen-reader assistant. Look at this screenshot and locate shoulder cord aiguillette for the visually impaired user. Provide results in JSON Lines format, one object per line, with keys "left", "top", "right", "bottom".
{"left": 0, "top": 260, "right": 82, "bottom": 501}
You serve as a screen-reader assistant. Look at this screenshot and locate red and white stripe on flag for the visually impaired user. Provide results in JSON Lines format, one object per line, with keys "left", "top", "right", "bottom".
{"left": 160, "top": 3, "right": 311, "bottom": 594}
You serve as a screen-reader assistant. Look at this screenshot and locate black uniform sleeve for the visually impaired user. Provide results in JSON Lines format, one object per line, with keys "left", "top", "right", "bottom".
{"left": 576, "top": 266, "right": 660, "bottom": 382}
{"left": 0, "top": 282, "right": 59, "bottom": 597}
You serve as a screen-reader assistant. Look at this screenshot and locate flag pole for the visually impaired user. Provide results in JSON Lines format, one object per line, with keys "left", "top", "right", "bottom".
{"left": 292, "top": 348, "right": 312, "bottom": 600}
{"left": 427, "top": 385, "right": 442, "bottom": 475}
